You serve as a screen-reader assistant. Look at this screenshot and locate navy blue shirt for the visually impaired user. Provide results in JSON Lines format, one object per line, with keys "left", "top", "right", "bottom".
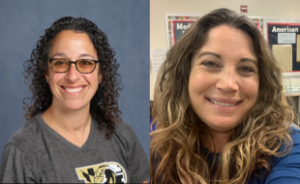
{"left": 207, "top": 128, "right": 300, "bottom": 184}
{"left": 245, "top": 128, "right": 300, "bottom": 184}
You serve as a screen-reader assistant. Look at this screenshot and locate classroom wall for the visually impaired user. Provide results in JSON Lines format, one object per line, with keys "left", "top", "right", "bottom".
{"left": 150, "top": 0, "right": 300, "bottom": 100}
{"left": 0, "top": 0, "right": 150, "bottom": 159}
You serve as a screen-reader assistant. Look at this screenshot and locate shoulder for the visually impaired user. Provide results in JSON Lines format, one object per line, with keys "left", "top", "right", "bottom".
{"left": 283, "top": 127, "right": 300, "bottom": 163}
{"left": 1, "top": 115, "right": 43, "bottom": 178}
{"left": 276, "top": 127, "right": 300, "bottom": 163}
{"left": 112, "top": 121, "right": 140, "bottom": 148}
{"left": 290, "top": 127, "right": 300, "bottom": 145}
{"left": 264, "top": 128, "right": 300, "bottom": 183}
{"left": 6, "top": 115, "right": 43, "bottom": 153}
{"left": 114, "top": 121, "right": 137, "bottom": 138}
{"left": 282, "top": 128, "right": 300, "bottom": 156}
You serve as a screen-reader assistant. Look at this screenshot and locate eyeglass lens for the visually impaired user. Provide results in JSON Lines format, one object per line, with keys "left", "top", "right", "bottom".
{"left": 51, "top": 58, "right": 96, "bottom": 73}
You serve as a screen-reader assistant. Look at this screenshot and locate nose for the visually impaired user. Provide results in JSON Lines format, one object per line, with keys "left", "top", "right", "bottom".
{"left": 216, "top": 68, "right": 239, "bottom": 93}
{"left": 65, "top": 63, "right": 80, "bottom": 82}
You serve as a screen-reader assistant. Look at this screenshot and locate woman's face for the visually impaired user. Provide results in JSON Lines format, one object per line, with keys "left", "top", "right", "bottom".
{"left": 188, "top": 25, "right": 259, "bottom": 133}
{"left": 45, "top": 30, "right": 102, "bottom": 111}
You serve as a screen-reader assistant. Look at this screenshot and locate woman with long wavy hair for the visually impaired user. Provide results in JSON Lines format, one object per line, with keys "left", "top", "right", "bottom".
{"left": 151, "top": 8, "right": 300, "bottom": 184}
{"left": 0, "top": 16, "right": 149, "bottom": 183}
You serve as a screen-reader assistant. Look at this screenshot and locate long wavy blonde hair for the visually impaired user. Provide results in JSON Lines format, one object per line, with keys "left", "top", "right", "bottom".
{"left": 150, "top": 8, "right": 294, "bottom": 184}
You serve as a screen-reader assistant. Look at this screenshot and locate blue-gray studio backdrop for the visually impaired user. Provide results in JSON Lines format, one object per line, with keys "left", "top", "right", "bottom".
{"left": 0, "top": 0, "right": 150, "bottom": 159}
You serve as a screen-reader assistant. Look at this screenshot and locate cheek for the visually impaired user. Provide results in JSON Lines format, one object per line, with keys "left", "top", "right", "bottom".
{"left": 86, "top": 74, "right": 100, "bottom": 91}
{"left": 48, "top": 73, "right": 62, "bottom": 84}
{"left": 189, "top": 70, "right": 213, "bottom": 96}
{"left": 241, "top": 77, "right": 259, "bottom": 100}
{"left": 47, "top": 74, "right": 63, "bottom": 94}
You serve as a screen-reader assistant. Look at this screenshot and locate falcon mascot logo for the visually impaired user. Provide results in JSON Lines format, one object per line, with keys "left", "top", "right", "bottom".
{"left": 75, "top": 162, "right": 127, "bottom": 183}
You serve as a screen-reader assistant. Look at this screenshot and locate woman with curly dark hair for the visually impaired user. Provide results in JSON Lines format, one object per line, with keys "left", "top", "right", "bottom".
{"left": 0, "top": 16, "right": 149, "bottom": 183}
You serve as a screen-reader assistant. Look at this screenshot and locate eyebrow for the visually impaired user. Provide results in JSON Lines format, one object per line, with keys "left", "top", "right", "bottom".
{"left": 198, "top": 51, "right": 258, "bottom": 67}
{"left": 79, "top": 54, "right": 96, "bottom": 59}
{"left": 240, "top": 58, "right": 258, "bottom": 67}
{"left": 198, "top": 51, "right": 221, "bottom": 59}
{"left": 51, "top": 53, "right": 66, "bottom": 58}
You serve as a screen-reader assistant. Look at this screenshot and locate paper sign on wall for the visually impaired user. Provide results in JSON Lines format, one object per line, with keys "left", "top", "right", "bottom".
{"left": 278, "top": 33, "right": 296, "bottom": 44}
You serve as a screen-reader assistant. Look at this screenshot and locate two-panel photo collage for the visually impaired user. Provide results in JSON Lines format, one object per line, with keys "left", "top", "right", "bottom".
{"left": 1, "top": 0, "right": 300, "bottom": 183}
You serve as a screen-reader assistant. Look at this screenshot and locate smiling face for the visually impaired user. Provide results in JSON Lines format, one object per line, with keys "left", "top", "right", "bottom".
{"left": 45, "top": 30, "right": 102, "bottom": 111}
{"left": 188, "top": 25, "right": 259, "bottom": 133}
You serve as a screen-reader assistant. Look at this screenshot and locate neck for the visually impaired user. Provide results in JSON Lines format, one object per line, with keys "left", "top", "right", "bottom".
{"left": 202, "top": 130, "right": 232, "bottom": 153}
{"left": 42, "top": 102, "right": 91, "bottom": 134}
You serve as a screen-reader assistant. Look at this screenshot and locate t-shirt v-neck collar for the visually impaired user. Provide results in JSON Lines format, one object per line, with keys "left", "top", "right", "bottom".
{"left": 37, "top": 114, "right": 95, "bottom": 153}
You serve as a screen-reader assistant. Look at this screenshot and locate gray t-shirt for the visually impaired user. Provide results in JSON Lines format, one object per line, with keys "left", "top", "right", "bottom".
{"left": 0, "top": 114, "right": 149, "bottom": 183}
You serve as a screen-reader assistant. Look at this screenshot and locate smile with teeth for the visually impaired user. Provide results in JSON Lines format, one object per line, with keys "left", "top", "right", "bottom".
{"left": 64, "top": 87, "right": 83, "bottom": 93}
{"left": 210, "top": 99, "right": 238, "bottom": 107}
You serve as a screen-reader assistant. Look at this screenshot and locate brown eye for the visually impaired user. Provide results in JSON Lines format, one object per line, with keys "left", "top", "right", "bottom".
{"left": 79, "top": 60, "right": 93, "bottom": 65}
{"left": 53, "top": 59, "right": 68, "bottom": 65}
{"left": 239, "top": 66, "right": 254, "bottom": 73}
{"left": 202, "top": 61, "right": 219, "bottom": 68}
{"left": 54, "top": 61, "right": 64, "bottom": 65}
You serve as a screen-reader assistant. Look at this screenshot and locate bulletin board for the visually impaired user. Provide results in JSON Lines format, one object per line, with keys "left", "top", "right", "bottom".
{"left": 266, "top": 22, "right": 300, "bottom": 71}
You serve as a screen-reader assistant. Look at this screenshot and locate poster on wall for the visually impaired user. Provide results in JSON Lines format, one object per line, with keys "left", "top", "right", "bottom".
{"left": 267, "top": 22, "right": 300, "bottom": 71}
{"left": 166, "top": 15, "right": 201, "bottom": 48}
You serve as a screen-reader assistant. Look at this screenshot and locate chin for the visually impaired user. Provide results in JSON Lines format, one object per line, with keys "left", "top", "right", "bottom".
{"left": 63, "top": 102, "right": 88, "bottom": 111}
{"left": 206, "top": 118, "right": 240, "bottom": 132}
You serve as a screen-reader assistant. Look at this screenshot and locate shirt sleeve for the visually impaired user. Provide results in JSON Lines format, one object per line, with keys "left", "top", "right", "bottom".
{"left": 265, "top": 130, "right": 300, "bottom": 184}
{"left": 0, "top": 143, "right": 36, "bottom": 183}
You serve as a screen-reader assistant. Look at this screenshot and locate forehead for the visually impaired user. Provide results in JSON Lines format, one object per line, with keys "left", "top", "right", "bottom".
{"left": 200, "top": 25, "right": 256, "bottom": 60}
{"left": 204, "top": 25, "right": 255, "bottom": 53}
{"left": 51, "top": 30, "right": 92, "bottom": 46}
{"left": 48, "top": 30, "right": 97, "bottom": 58}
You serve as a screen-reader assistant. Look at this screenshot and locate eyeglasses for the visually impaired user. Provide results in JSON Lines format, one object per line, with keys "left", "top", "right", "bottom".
{"left": 48, "top": 58, "right": 100, "bottom": 74}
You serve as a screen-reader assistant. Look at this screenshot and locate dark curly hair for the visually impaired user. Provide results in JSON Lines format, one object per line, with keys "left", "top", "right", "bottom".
{"left": 23, "top": 16, "right": 122, "bottom": 138}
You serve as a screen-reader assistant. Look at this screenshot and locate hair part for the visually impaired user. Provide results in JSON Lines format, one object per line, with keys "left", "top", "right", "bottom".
{"left": 151, "top": 8, "right": 294, "bottom": 184}
{"left": 23, "top": 16, "right": 122, "bottom": 138}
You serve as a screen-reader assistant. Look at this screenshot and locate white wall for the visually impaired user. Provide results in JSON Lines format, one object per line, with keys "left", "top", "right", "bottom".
{"left": 150, "top": 0, "right": 300, "bottom": 100}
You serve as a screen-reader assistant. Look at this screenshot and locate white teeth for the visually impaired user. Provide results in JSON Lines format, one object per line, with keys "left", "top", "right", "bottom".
{"left": 210, "top": 99, "right": 237, "bottom": 107}
{"left": 65, "top": 87, "right": 83, "bottom": 93}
